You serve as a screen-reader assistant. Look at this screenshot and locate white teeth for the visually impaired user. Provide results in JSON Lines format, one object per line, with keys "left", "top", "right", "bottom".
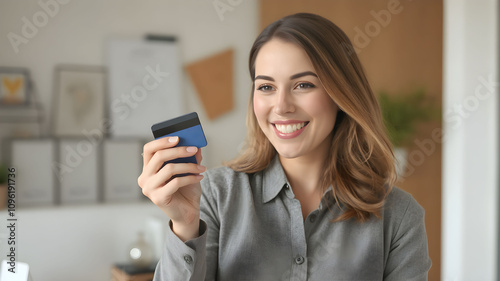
{"left": 275, "top": 122, "right": 306, "bottom": 134}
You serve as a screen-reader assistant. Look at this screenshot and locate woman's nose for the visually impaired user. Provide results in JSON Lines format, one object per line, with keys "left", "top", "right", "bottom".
{"left": 273, "top": 89, "right": 295, "bottom": 115}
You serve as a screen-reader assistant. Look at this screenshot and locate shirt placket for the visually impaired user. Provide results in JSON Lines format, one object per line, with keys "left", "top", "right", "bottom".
{"left": 284, "top": 183, "right": 308, "bottom": 281}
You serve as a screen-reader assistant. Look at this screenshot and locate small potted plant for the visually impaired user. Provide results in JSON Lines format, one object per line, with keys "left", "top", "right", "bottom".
{"left": 378, "top": 88, "right": 440, "bottom": 177}
{"left": 0, "top": 163, "right": 8, "bottom": 209}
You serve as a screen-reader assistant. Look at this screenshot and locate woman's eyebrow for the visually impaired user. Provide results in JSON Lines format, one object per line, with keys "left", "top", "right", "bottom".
{"left": 254, "top": 71, "right": 318, "bottom": 82}
{"left": 289, "top": 71, "right": 318, "bottom": 80}
{"left": 254, "top": 75, "right": 274, "bottom": 82}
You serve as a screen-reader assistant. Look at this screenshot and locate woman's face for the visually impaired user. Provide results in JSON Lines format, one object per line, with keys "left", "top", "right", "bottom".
{"left": 253, "top": 38, "right": 339, "bottom": 161}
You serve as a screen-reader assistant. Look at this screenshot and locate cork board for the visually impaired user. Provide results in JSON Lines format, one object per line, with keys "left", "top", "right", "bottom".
{"left": 185, "top": 49, "right": 234, "bottom": 120}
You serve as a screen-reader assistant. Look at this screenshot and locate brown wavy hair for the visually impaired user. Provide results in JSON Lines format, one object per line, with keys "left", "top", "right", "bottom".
{"left": 226, "top": 13, "right": 396, "bottom": 222}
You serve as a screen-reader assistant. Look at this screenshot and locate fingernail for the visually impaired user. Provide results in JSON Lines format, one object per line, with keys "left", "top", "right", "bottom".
{"left": 169, "top": 136, "right": 178, "bottom": 143}
{"left": 197, "top": 165, "right": 206, "bottom": 171}
{"left": 186, "top": 146, "right": 197, "bottom": 152}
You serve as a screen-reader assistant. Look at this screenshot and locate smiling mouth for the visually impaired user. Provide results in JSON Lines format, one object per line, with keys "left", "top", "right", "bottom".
{"left": 272, "top": 122, "right": 309, "bottom": 134}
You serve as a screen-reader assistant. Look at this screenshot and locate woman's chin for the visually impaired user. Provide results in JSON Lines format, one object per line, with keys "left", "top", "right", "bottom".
{"left": 274, "top": 148, "right": 303, "bottom": 160}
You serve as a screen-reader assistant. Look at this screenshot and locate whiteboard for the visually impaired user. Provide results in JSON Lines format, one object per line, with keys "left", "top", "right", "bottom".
{"left": 106, "top": 37, "right": 185, "bottom": 138}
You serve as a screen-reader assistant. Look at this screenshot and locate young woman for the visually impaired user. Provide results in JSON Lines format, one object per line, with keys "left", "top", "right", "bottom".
{"left": 138, "top": 13, "right": 432, "bottom": 281}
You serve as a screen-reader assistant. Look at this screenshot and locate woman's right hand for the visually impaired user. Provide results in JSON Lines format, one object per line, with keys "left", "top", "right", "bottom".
{"left": 138, "top": 136, "right": 206, "bottom": 241}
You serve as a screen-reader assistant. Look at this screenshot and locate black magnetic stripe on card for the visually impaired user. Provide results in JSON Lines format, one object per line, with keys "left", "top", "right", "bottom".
{"left": 153, "top": 112, "right": 198, "bottom": 129}
{"left": 152, "top": 117, "right": 200, "bottom": 138}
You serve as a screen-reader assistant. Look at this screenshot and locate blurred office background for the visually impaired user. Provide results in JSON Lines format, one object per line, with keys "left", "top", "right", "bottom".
{"left": 0, "top": 0, "right": 497, "bottom": 280}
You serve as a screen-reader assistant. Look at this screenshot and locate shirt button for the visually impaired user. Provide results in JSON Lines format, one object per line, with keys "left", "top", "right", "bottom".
{"left": 309, "top": 214, "right": 317, "bottom": 223}
{"left": 294, "top": 255, "right": 305, "bottom": 265}
{"left": 184, "top": 254, "right": 193, "bottom": 264}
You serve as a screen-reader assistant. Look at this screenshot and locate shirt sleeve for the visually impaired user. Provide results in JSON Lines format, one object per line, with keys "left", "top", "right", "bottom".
{"left": 383, "top": 195, "right": 432, "bottom": 281}
{"left": 152, "top": 171, "right": 220, "bottom": 281}
{"left": 152, "top": 220, "right": 208, "bottom": 281}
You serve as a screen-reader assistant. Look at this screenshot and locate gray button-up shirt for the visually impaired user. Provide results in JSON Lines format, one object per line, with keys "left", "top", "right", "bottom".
{"left": 153, "top": 157, "right": 432, "bottom": 281}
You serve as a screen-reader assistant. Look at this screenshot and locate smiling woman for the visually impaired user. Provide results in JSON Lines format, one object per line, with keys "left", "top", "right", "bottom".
{"left": 229, "top": 13, "right": 396, "bottom": 222}
{"left": 254, "top": 46, "right": 337, "bottom": 145}
{"left": 139, "top": 12, "right": 432, "bottom": 281}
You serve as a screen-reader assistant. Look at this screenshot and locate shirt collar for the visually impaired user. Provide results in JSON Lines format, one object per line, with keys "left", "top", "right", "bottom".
{"left": 260, "top": 156, "right": 341, "bottom": 211}
{"left": 262, "top": 156, "right": 289, "bottom": 203}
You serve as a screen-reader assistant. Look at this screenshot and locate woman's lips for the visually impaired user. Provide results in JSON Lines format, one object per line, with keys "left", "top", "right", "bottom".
{"left": 271, "top": 121, "right": 309, "bottom": 139}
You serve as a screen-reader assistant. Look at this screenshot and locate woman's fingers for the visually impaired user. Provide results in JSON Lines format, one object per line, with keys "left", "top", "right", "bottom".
{"left": 195, "top": 149, "right": 203, "bottom": 164}
{"left": 147, "top": 146, "right": 200, "bottom": 176}
{"left": 141, "top": 162, "right": 206, "bottom": 194}
{"left": 157, "top": 162, "right": 206, "bottom": 181}
{"left": 143, "top": 174, "right": 204, "bottom": 206}
{"left": 138, "top": 137, "right": 206, "bottom": 198}
{"left": 142, "top": 136, "right": 179, "bottom": 168}
{"left": 160, "top": 174, "right": 204, "bottom": 199}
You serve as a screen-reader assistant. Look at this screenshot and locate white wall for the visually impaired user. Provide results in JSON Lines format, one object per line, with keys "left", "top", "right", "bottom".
{"left": 442, "top": 0, "right": 498, "bottom": 280}
{"left": 0, "top": 1, "right": 258, "bottom": 280}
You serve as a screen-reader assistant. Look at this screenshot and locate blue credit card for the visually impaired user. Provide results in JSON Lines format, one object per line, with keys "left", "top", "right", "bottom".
{"left": 151, "top": 112, "right": 207, "bottom": 165}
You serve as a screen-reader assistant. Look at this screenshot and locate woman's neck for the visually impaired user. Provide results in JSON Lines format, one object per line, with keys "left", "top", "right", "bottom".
{"left": 279, "top": 150, "right": 327, "bottom": 195}
{"left": 278, "top": 134, "right": 332, "bottom": 194}
{"left": 279, "top": 151, "right": 328, "bottom": 219}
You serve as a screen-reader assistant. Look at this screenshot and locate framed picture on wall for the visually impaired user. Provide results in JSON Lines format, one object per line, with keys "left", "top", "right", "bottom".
{"left": 10, "top": 139, "right": 56, "bottom": 207}
{"left": 51, "top": 65, "right": 107, "bottom": 137}
{"left": 58, "top": 138, "right": 100, "bottom": 204}
{"left": 103, "top": 139, "right": 144, "bottom": 202}
{"left": 0, "top": 67, "right": 31, "bottom": 106}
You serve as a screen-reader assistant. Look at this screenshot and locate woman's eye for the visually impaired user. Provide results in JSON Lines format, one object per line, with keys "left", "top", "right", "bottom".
{"left": 296, "top": 82, "right": 315, "bottom": 89}
{"left": 257, "top": 85, "right": 274, "bottom": 91}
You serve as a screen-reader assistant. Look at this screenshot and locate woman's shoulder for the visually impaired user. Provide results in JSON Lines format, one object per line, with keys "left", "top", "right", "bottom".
{"left": 385, "top": 186, "right": 423, "bottom": 210}
{"left": 382, "top": 186, "right": 425, "bottom": 228}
